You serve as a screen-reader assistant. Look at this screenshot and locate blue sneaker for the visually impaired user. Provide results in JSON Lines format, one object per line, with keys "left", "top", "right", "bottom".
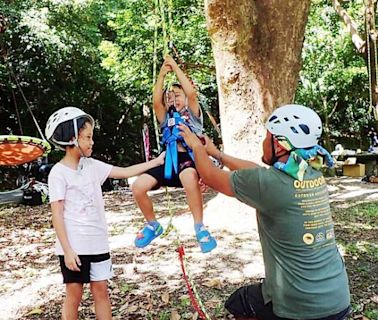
{"left": 135, "top": 222, "right": 164, "bottom": 248}
{"left": 196, "top": 228, "right": 217, "bottom": 253}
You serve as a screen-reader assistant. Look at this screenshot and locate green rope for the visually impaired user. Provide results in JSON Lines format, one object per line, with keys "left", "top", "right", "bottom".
{"left": 366, "top": 6, "right": 373, "bottom": 117}
{"left": 160, "top": 186, "right": 177, "bottom": 238}
{"left": 152, "top": 0, "right": 162, "bottom": 152}
{"left": 158, "top": 0, "right": 168, "bottom": 57}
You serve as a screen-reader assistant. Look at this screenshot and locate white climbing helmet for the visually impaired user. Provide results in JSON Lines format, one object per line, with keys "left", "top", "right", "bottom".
{"left": 265, "top": 104, "right": 322, "bottom": 148}
{"left": 45, "top": 106, "right": 94, "bottom": 149}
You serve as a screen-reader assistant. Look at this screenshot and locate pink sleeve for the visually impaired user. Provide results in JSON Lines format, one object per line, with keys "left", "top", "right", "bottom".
{"left": 48, "top": 169, "right": 66, "bottom": 203}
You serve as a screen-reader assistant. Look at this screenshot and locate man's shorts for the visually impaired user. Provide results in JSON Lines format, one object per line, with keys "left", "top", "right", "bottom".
{"left": 225, "top": 282, "right": 351, "bottom": 320}
{"left": 59, "top": 252, "right": 113, "bottom": 283}
{"left": 144, "top": 151, "right": 196, "bottom": 189}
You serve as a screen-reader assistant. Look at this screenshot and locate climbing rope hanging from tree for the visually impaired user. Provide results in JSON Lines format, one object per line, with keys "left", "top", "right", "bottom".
{"left": 365, "top": 3, "right": 378, "bottom": 120}
{"left": 153, "top": 1, "right": 213, "bottom": 319}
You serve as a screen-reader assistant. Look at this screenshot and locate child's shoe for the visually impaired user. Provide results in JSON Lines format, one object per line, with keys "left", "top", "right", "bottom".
{"left": 196, "top": 228, "right": 217, "bottom": 253}
{"left": 135, "top": 221, "right": 163, "bottom": 248}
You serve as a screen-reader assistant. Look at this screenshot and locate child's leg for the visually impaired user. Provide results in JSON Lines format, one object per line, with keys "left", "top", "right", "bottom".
{"left": 62, "top": 283, "right": 83, "bottom": 320}
{"left": 179, "top": 168, "right": 217, "bottom": 253}
{"left": 179, "top": 168, "right": 203, "bottom": 223}
{"left": 132, "top": 173, "right": 164, "bottom": 247}
{"left": 90, "top": 281, "right": 112, "bottom": 320}
{"left": 131, "top": 174, "right": 159, "bottom": 221}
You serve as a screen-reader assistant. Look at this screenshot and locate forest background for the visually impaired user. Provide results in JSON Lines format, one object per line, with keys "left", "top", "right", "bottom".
{"left": 0, "top": 0, "right": 376, "bottom": 169}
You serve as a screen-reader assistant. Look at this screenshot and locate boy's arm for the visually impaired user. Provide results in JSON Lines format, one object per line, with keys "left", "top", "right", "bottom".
{"left": 153, "top": 64, "right": 171, "bottom": 124}
{"left": 109, "top": 152, "right": 165, "bottom": 179}
{"left": 165, "top": 55, "right": 200, "bottom": 117}
{"left": 51, "top": 201, "right": 81, "bottom": 271}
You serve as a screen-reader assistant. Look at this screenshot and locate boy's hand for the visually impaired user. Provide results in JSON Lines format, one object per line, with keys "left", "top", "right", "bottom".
{"left": 164, "top": 54, "right": 178, "bottom": 71}
{"left": 154, "top": 151, "right": 166, "bottom": 165}
{"left": 178, "top": 124, "right": 203, "bottom": 150}
{"left": 160, "top": 63, "right": 172, "bottom": 76}
{"left": 64, "top": 249, "right": 81, "bottom": 272}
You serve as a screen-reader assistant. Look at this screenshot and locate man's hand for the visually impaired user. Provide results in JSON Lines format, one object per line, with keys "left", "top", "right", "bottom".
{"left": 203, "top": 136, "right": 220, "bottom": 158}
{"left": 64, "top": 249, "right": 81, "bottom": 272}
{"left": 178, "top": 124, "right": 203, "bottom": 150}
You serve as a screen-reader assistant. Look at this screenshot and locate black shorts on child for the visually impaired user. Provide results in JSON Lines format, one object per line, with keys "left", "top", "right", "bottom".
{"left": 145, "top": 151, "right": 196, "bottom": 189}
{"left": 59, "top": 252, "right": 112, "bottom": 283}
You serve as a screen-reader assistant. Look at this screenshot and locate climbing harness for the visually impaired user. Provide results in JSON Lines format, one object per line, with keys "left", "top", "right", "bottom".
{"left": 160, "top": 105, "right": 195, "bottom": 180}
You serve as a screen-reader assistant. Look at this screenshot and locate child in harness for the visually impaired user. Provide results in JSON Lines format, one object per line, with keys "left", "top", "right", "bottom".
{"left": 132, "top": 55, "right": 217, "bottom": 253}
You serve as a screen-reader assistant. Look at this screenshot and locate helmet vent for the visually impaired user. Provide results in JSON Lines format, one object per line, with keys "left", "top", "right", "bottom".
{"left": 269, "top": 115, "right": 278, "bottom": 123}
{"left": 293, "top": 115, "right": 300, "bottom": 119}
{"left": 299, "top": 124, "right": 310, "bottom": 134}
{"left": 284, "top": 117, "right": 289, "bottom": 121}
{"left": 290, "top": 127, "right": 299, "bottom": 134}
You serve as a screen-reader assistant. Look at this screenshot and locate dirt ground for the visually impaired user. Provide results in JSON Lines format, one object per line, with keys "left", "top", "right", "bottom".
{"left": 0, "top": 177, "right": 377, "bottom": 320}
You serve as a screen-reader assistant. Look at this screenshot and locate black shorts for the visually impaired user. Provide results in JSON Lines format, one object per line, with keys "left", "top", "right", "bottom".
{"left": 59, "top": 252, "right": 112, "bottom": 284}
{"left": 145, "top": 151, "right": 196, "bottom": 189}
{"left": 225, "top": 282, "right": 351, "bottom": 320}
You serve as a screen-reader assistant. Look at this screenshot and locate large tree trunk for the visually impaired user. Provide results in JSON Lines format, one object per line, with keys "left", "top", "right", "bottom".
{"left": 202, "top": 1, "right": 311, "bottom": 228}
{"left": 205, "top": 0, "right": 311, "bottom": 160}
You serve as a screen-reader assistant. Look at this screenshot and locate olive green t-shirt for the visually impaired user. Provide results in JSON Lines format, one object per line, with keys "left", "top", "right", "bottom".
{"left": 231, "top": 166, "right": 350, "bottom": 319}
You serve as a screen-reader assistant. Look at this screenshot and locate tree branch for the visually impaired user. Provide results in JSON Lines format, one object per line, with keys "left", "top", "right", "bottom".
{"left": 332, "top": 0, "right": 366, "bottom": 53}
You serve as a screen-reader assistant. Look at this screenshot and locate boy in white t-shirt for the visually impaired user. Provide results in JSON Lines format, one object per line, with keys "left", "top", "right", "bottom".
{"left": 46, "top": 107, "right": 165, "bottom": 320}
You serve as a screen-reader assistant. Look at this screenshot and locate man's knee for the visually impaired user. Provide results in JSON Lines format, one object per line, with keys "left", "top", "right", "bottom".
{"left": 225, "top": 285, "right": 259, "bottom": 319}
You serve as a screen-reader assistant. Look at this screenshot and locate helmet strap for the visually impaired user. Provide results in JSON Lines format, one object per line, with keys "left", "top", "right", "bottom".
{"left": 73, "top": 118, "right": 86, "bottom": 158}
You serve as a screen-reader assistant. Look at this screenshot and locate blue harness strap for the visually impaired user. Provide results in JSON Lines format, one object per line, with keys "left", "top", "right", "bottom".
{"left": 161, "top": 107, "right": 195, "bottom": 180}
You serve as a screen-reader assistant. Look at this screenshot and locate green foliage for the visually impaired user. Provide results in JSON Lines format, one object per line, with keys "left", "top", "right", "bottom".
{"left": 296, "top": 0, "right": 373, "bottom": 150}
{"left": 0, "top": 0, "right": 217, "bottom": 168}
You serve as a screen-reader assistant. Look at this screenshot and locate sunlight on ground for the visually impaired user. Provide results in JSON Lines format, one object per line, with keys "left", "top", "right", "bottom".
{"left": 0, "top": 177, "right": 376, "bottom": 319}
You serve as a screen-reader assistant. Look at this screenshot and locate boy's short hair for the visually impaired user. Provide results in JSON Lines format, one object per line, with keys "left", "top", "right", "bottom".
{"left": 52, "top": 116, "right": 91, "bottom": 146}
{"left": 171, "top": 83, "right": 183, "bottom": 90}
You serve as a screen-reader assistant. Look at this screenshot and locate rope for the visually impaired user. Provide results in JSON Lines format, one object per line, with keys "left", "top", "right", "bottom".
{"left": 365, "top": 4, "right": 378, "bottom": 120}
{"left": 152, "top": 0, "right": 162, "bottom": 152}
{"left": 160, "top": 187, "right": 212, "bottom": 319}
{"left": 160, "top": 186, "right": 177, "bottom": 238}
{"left": 372, "top": 4, "right": 378, "bottom": 120}
{"left": 7, "top": 65, "right": 47, "bottom": 141}
{"left": 158, "top": 0, "right": 169, "bottom": 56}
{"left": 10, "top": 74, "right": 23, "bottom": 135}
{"left": 177, "top": 246, "right": 212, "bottom": 320}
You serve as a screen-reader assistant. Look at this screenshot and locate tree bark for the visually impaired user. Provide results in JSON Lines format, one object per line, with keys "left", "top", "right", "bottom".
{"left": 205, "top": 0, "right": 311, "bottom": 162}
{"left": 202, "top": 1, "right": 311, "bottom": 222}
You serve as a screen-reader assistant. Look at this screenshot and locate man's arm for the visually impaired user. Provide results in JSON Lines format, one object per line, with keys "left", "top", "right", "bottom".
{"left": 191, "top": 144, "right": 235, "bottom": 197}
{"left": 203, "top": 135, "right": 260, "bottom": 171}
{"left": 109, "top": 152, "right": 165, "bottom": 179}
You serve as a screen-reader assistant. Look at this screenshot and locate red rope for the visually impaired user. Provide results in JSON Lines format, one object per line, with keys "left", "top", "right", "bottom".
{"left": 177, "top": 246, "right": 207, "bottom": 320}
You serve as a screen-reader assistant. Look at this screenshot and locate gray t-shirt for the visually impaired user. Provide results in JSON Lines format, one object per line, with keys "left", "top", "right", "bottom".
{"left": 231, "top": 166, "right": 350, "bottom": 319}
{"left": 160, "top": 106, "right": 203, "bottom": 135}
